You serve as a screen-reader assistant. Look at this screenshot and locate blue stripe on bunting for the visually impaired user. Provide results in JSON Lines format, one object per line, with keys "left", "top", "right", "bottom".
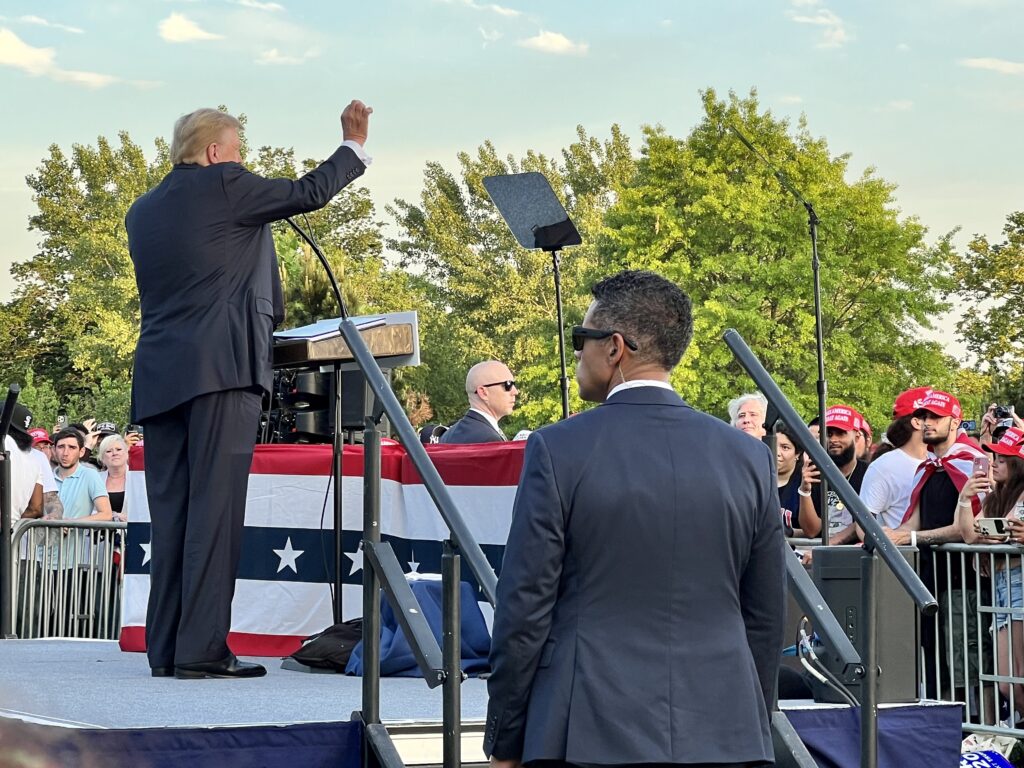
{"left": 125, "top": 523, "right": 505, "bottom": 599}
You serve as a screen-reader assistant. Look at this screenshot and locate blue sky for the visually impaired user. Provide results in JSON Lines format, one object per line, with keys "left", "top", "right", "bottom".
{"left": 1, "top": 0, "right": 1021, "bottom": 359}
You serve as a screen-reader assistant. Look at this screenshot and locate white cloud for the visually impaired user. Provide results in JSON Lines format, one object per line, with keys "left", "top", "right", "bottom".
{"left": 233, "top": 0, "right": 285, "bottom": 11}
{"left": 518, "top": 30, "right": 587, "bottom": 56}
{"left": 780, "top": 95, "right": 803, "bottom": 104}
{"left": 479, "top": 27, "right": 502, "bottom": 43}
{"left": 487, "top": 3, "right": 520, "bottom": 17}
{"left": 882, "top": 99, "right": 914, "bottom": 111}
{"left": 0, "top": 27, "right": 122, "bottom": 88}
{"left": 437, "top": 0, "right": 521, "bottom": 18}
{"left": 18, "top": 15, "right": 84, "bottom": 34}
{"left": 897, "top": 42, "right": 910, "bottom": 52}
{"left": 256, "top": 47, "right": 318, "bottom": 65}
{"left": 959, "top": 57, "right": 1024, "bottom": 75}
{"left": 158, "top": 13, "right": 223, "bottom": 43}
{"left": 658, "top": 19, "right": 672, "bottom": 28}
{"left": 790, "top": 0, "right": 821, "bottom": 6}
{"left": 788, "top": 8, "right": 848, "bottom": 48}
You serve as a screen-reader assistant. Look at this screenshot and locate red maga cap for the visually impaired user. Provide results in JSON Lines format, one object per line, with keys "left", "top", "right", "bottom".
{"left": 917, "top": 391, "right": 962, "bottom": 419}
{"left": 893, "top": 386, "right": 933, "bottom": 418}
{"left": 825, "top": 405, "right": 863, "bottom": 432}
{"left": 985, "top": 427, "right": 1024, "bottom": 459}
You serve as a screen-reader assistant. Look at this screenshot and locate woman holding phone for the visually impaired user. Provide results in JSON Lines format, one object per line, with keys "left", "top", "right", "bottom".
{"left": 959, "top": 426, "right": 1024, "bottom": 721}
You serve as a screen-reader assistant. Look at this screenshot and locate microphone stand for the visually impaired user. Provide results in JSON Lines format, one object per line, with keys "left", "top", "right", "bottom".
{"left": 728, "top": 124, "right": 829, "bottom": 543}
{"left": 285, "top": 217, "right": 349, "bottom": 622}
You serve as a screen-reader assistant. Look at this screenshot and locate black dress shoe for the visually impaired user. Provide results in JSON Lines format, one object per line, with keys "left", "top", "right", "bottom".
{"left": 151, "top": 666, "right": 175, "bottom": 677}
{"left": 174, "top": 655, "right": 267, "bottom": 679}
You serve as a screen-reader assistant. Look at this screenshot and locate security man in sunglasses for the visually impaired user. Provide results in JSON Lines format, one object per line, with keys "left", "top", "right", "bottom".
{"left": 440, "top": 360, "right": 519, "bottom": 444}
{"left": 484, "top": 270, "right": 785, "bottom": 768}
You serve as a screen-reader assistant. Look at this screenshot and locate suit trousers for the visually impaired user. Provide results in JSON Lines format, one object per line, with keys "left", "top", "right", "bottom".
{"left": 142, "top": 387, "right": 263, "bottom": 668}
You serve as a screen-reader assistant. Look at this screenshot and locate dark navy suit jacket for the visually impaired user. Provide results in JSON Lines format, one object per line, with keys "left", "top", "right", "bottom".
{"left": 484, "top": 386, "right": 786, "bottom": 765}
{"left": 439, "top": 410, "right": 506, "bottom": 444}
{"left": 126, "top": 146, "right": 365, "bottom": 422}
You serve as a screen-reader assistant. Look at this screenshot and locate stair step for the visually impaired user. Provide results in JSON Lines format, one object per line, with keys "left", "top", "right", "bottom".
{"left": 385, "top": 720, "right": 486, "bottom": 766}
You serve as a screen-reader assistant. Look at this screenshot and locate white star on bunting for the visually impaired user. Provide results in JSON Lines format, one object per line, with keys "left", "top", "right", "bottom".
{"left": 345, "top": 546, "right": 364, "bottom": 576}
{"left": 140, "top": 541, "right": 151, "bottom": 566}
{"left": 273, "top": 537, "right": 304, "bottom": 574}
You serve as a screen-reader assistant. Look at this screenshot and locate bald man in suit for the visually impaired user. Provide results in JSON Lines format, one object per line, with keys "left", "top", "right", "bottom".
{"left": 441, "top": 360, "right": 519, "bottom": 444}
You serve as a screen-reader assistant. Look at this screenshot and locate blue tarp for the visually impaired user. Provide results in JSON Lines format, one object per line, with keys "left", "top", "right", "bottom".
{"left": 346, "top": 579, "right": 491, "bottom": 677}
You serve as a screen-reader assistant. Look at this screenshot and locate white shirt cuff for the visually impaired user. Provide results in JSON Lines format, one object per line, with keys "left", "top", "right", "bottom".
{"left": 342, "top": 140, "right": 372, "bottom": 166}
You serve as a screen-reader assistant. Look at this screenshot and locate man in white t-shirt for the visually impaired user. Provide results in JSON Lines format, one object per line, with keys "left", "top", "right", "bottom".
{"left": 4, "top": 404, "right": 44, "bottom": 521}
{"left": 859, "top": 387, "right": 931, "bottom": 529}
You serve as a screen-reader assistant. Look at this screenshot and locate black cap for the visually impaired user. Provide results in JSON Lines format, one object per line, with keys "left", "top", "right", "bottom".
{"left": 9, "top": 403, "right": 34, "bottom": 437}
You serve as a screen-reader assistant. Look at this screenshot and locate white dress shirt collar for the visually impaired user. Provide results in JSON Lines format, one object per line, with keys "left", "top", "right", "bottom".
{"left": 469, "top": 407, "right": 504, "bottom": 438}
{"left": 607, "top": 379, "right": 675, "bottom": 399}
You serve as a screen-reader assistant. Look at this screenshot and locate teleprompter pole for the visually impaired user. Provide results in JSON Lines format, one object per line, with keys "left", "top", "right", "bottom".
{"left": 551, "top": 249, "right": 569, "bottom": 420}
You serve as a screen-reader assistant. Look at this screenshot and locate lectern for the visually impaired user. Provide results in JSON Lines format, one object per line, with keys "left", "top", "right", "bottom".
{"left": 272, "top": 312, "right": 420, "bottom": 623}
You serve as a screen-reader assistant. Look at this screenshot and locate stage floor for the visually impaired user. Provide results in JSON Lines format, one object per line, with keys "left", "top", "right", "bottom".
{"left": 0, "top": 639, "right": 964, "bottom": 768}
{"left": 0, "top": 639, "right": 489, "bottom": 730}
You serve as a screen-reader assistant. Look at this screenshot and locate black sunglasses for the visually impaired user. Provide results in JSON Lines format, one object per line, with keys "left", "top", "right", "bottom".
{"left": 571, "top": 326, "right": 639, "bottom": 352}
{"left": 481, "top": 380, "right": 516, "bottom": 392}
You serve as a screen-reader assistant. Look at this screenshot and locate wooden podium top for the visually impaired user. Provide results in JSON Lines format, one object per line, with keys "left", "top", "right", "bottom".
{"left": 273, "top": 322, "right": 415, "bottom": 368}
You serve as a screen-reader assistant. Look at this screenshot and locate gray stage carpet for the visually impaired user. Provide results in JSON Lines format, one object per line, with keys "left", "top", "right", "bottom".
{"left": 0, "top": 639, "right": 489, "bottom": 729}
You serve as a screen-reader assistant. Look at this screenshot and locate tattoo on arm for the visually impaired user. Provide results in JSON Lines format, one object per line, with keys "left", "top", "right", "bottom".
{"left": 43, "top": 492, "right": 63, "bottom": 519}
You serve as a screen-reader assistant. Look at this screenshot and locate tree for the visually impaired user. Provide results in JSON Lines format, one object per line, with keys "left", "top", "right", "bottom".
{"left": 954, "top": 211, "right": 1024, "bottom": 414}
{"left": 599, "top": 89, "right": 960, "bottom": 430}
{"left": 389, "top": 126, "right": 635, "bottom": 430}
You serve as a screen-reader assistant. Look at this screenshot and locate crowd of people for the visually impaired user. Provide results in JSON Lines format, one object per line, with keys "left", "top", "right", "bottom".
{"left": 4, "top": 410, "right": 140, "bottom": 526}
{"left": 727, "top": 388, "right": 1024, "bottom": 721}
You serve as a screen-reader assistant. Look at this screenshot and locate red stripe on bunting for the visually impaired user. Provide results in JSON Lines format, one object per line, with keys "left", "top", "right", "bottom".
{"left": 119, "top": 626, "right": 306, "bottom": 658}
{"left": 129, "top": 440, "right": 526, "bottom": 486}
{"left": 406, "top": 442, "right": 526, "bottom": 487}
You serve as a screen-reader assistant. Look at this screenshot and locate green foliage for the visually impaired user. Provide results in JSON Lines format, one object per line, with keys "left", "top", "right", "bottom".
{"left": 388, "top": 126, "right": 635, "bottom": 430}
{"left": 1, "top": 92, "right": 1007, "bottom": 440}
{"left": 954, "top": 211, "right": 1024, "bottom": 414}
{"left": 600, "top": 88, "right": 958, "bottom": 430}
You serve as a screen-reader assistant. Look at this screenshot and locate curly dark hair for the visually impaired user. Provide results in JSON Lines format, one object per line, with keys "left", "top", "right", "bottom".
{"left": 589, "top": 270, "right": 694, "bottom": 370}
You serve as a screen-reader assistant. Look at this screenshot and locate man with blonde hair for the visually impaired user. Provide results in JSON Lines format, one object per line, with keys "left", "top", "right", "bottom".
{"left": 126, "top": 99, "right": 373, "bottom": 680}
{"left": 440, "top": 360, "right": 519, "bottom": 444}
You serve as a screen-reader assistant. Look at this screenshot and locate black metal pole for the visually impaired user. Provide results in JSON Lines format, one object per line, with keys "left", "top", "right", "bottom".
{"left": 361, "top": 418, "right": 381, "bottom": 732}
{"left": 550, "top": 249, "right": 569, "bottom": 420}
{"left": 808, "top": 205, "right": 830, "bottom": 545}
{"left": 333, "top": 364, "right": 345, "bottom": 623}
{"left": 442, "top": 539, "right": 462, "bottom": 768}
{"left": 860, "top": 546, "right": 879, "bottom": 768}
{"left": 0, "top": 384, "right": 20, "bottom": 640}
{"left": 0, "top": 448, "right": 11, "bottom": 639}
{"left": 338, "top": 318, "right": 498, "bottom": 605}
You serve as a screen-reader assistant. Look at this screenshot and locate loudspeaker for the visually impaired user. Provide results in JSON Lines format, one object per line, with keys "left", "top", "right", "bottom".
{"left": 811, "top": 545, "right": 919, "bottom": 704}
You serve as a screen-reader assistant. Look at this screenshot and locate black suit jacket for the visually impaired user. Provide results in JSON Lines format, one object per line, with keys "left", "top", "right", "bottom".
{"left": 126, "top": 146, "right": 365, "bottom": 421}
{"left": 484, "top": 386, "right": 786, "bottom": 765}
{"left": 439, "top": 410, "right": 505, "bottom": 444}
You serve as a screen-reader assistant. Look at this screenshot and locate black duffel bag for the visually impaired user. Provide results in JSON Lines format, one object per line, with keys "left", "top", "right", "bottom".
{"left": 288, "top": 619, "right": 363, "bottom": 672}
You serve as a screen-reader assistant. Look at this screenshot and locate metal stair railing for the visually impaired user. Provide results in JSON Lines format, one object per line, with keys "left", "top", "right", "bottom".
{"left": 725, "top": 329, "right": 939, "bottom": 768}
{"left": 339, "top": 319, "right": 496, "bottom": 768}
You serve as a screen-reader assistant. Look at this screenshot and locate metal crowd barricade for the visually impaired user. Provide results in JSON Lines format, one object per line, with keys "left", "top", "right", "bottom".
{"left": 931, "top": 542, "right": 1024, "bottom": 737}
{"left": 9, "top": 518, "right": 126, "bottom": 640}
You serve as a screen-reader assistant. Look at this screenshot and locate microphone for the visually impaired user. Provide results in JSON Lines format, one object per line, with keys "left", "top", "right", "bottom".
{"left": 284, "top": 217, "right": 348, "bottom": 319}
